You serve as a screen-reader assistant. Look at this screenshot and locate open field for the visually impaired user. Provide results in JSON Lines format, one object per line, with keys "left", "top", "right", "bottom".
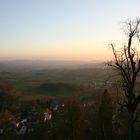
{"left": 0, "top": 61, "right": 116, "bottom": 101}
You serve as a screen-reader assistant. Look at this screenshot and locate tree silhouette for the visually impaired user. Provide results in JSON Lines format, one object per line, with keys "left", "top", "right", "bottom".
{"left": 109, "top": 18, "right": 140, "bottom": 140}
{"left": 99, "top": 89, "right": 113, "bottom": 140}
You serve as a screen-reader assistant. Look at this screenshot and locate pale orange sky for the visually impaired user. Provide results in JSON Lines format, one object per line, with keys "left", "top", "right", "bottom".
{"left": 1, "top": 0, "right": 140, "bottom": 61}
{"left": 0, "top": 39, "right": 113, "bottom": 61}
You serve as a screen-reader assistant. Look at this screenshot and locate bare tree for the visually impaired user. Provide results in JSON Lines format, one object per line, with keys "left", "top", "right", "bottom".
{"left": 109, "top": 18, "right": 140, "bottom": 140}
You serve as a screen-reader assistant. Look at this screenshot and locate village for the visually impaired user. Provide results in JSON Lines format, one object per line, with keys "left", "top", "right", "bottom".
{"left": 0, "top": 97, "right": 97, "bottom": 140}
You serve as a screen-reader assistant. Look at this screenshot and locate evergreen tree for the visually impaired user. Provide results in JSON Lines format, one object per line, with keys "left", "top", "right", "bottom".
{"left": 99, "top": 89, "right": 113, "bottom": 140}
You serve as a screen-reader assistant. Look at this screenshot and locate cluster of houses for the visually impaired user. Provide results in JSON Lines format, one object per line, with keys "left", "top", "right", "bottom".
{"left": 0, "top": 102, "right": 65, "bottom": 136}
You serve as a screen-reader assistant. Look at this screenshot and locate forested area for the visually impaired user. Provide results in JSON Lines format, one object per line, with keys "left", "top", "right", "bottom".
{"left": 0, "top": 81, "right": 140, "bottom": 140}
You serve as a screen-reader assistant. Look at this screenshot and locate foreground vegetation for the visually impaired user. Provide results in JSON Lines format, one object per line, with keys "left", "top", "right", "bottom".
{"left": 0, "top": 81, "right": 140, "bottom": 140}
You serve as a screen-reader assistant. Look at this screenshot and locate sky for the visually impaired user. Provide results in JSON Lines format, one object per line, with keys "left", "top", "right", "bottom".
{"left": 0, "top": 0, "right": 140, "bottom": 61}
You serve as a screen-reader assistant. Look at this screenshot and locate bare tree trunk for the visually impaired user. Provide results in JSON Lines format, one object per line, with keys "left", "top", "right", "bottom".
{"left": 128, "top": 109, "right": 134, "bottom": 140}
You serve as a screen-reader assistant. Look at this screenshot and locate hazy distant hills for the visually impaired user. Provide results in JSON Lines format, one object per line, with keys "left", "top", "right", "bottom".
{"left": 0, "top": 60, "right": 106, "bottom": 72}
{"left": 0, "top": 60, "right": 117, "bottom": 99}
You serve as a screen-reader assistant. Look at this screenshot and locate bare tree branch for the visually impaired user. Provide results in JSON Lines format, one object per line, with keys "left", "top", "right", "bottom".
{"left": 109, "top": 18, "right": 140, "bottom": 140}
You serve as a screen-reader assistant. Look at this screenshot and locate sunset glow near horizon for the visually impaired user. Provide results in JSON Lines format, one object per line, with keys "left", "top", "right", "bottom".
{"left": 1, "top": 0, "right": 140, "bottom": 61}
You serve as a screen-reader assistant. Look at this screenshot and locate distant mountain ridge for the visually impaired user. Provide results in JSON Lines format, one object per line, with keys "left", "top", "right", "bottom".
{"left": 0, "top": 60, "right": 105, "bottom": 72}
